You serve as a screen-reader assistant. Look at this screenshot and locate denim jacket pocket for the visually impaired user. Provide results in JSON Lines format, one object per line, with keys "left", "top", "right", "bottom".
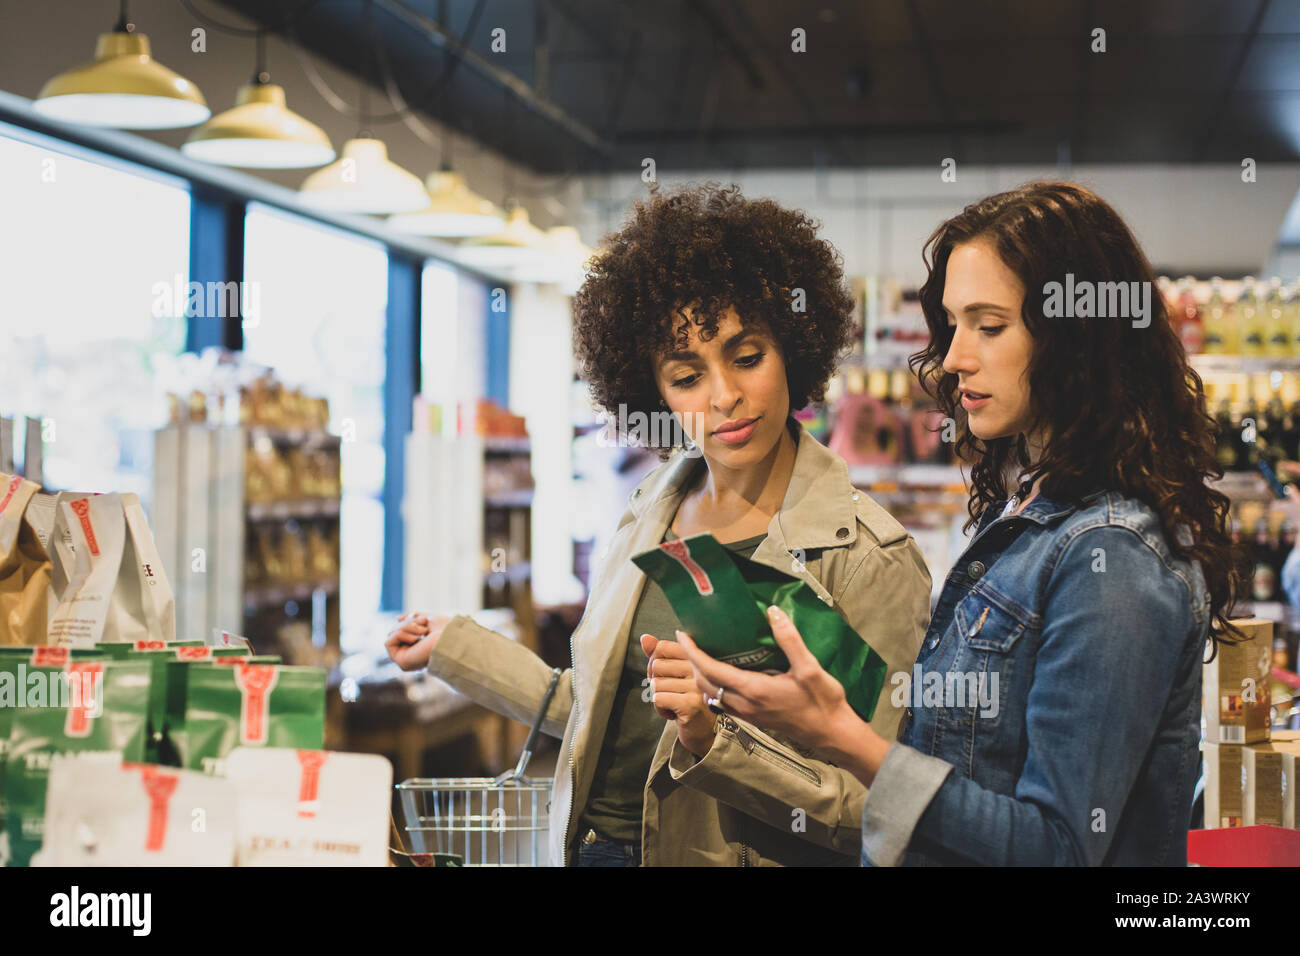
{"left": 942, "top": 584, "right": 1035, "bottom": 738}
{"left": 954, "top": 585, "right": 1032, "bottom": 654}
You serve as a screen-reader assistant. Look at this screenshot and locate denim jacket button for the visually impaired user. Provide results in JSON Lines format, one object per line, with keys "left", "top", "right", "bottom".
{"left": 927, "top": 634, "right": 939, "bottom": 649}
{"left": 967, "top": 560, "right": 986, "bottom": 580}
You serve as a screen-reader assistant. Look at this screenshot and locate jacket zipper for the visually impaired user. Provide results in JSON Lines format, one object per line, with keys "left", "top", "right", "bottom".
{"left": 721, "top": 714, "right": 821, "bottom": 785}
{"left": 564, "top": 628, "right": 581, "bottom": 866}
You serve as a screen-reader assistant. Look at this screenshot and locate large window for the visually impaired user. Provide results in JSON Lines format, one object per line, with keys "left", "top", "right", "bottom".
{"left": 0, "top": 126, "right": 190, "bottom": 502}
{"left": 421, "top": 260, "right": 487, "bottom": 431}
{"left": 242, "top": 203, "right": 389, "bottom": 640}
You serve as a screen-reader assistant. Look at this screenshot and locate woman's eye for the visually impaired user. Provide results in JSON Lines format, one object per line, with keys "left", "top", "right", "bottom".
{"left": 736, "top": 352, "right": 764, "bottom": 367}
{"left": 979, "top": 326, "right": 1006, "bottom": 337}
{"left": 671, "top": 374, "right": 698, "bottom": 388}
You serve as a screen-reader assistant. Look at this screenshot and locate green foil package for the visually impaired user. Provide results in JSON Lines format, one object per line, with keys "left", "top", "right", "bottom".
{"left": 632, "top": 533, "right": 886, "bottom": 720}
{"left": 174, "top": 663, "right": 325, "bottom": 776}
{"left": 0, "top": 648, "right": 106, "bottom": 862}
{"left": 4, "top": 656, "right": 150, "bottom": 866}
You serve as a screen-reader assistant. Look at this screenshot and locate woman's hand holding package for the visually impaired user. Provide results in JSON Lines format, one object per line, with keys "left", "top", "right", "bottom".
{"left": 677, "top": 605, "right": 892, "bottom": 785}
{"left": 641, "top": 633, "right": 717, "bottom": 757}
{"left": 385, "top": 611, "right": 450, "bottom": 671}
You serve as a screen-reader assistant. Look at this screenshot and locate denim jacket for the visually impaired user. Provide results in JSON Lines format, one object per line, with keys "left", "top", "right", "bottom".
{"left": 860, "top": 489, "right": 1210, "bottom": 866}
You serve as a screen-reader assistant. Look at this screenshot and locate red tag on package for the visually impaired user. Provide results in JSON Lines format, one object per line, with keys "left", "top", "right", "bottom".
{"left": 234, "top": 664, "right": 279, "bottom": 745}
{"left": 63, "top": 661, "right": 104, "bottom": 738}
{"left": 296, "top": 750, "right": 329, "bottom": 818}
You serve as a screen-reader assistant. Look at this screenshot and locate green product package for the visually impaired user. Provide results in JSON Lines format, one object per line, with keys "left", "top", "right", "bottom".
{"left": 0, "top": 648, "right": 107, "bottom": 860}
{"left": 4, "top": 657, "right": 150, "bottom": 866}
{"left": 631, "top": 533, "right": 886, "bottom": 721}
{"left": 158, "top": 653, "right": 281, "bottom": 766}
{"left": 175, "top": 663, "right": 325, "bottom": 776}
{"left": 99, "top": 642, "right": 215, "bottom": 761}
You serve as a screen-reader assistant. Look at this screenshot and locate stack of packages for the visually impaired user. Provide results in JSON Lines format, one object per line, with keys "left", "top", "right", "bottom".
{"left": 0, "top": 472, "right": 389, "bottom": 866}
{"left": 1202, "top": 618, "right": 1300, "bottom": 830}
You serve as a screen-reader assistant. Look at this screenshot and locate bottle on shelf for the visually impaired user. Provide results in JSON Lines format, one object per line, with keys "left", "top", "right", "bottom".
{"left": 1239, "top": 277, "right": 1266, "bottom": 357}
{"left": 1266, "top": 279, "right": 1290, "bottom": 358}
{"left": 1237, "top": 387, "right": 1260, "bottom": 470}
{"left": 1202, "top": 277, "right": 1234, "bottom": 355}
{"left": 1252, "top": 517, "right": 1277, "bottom": 603}
{"left": 1213, "top": 395, "right": 1239, "bottom": 471}
{"left": 1174, "top": 276, "right": 1205, "bottom": 354}
{"left": 1287, "top": 284, "right": 1300, "bottom": 358}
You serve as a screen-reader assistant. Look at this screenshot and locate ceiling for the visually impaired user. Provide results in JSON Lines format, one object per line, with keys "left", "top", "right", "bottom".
{"left": 215, "top": 0, "right": 1300, "bottom": 175}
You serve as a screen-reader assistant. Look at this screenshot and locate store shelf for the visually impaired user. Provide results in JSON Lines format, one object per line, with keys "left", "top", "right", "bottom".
{"left": 485, "top": 489, "right": 535, "bottom": 508}
{"left": 1191, "top": 354, "right": 1300, "bottom": 375}
{"left": 246, "top": 498, "right": 341, "bottom": 521}
{"left": 849, "top": 463, "right": 966, "bottom": 489}
{"left": 1209, "top": 471, "right": 1276, "bottom": 501}
{"left": 243, "top": 578, "right": 340, "bottom": 611}
{"left": 837, "top": 353, "right": 919, "bottom": 373}
{"left": 483, "top": 436, "right": 532, "bottom": 453}
{"left": 247, "top": 425, "right": 340, "bottom": 447}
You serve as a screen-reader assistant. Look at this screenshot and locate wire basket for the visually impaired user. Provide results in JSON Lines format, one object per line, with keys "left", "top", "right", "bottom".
{"left": 396, "top": 776, "right": 551, "bottom": 866}
{"left": 394, "top": 667, "right": 561, "bottom": 867}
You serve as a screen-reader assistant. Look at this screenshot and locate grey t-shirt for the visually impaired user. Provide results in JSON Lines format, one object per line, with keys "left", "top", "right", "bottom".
{"left": 578, "top": 526, "right": 767, "bottom": 844}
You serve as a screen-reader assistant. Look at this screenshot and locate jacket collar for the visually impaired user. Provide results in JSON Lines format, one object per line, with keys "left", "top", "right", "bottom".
{"left": 625, "top": 417, "right": 859, "bottom": 551}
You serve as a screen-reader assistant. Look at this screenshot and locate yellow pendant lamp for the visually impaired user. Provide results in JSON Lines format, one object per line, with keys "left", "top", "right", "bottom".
{"left": 510, "top": 225, "right": 595, "bottom": 287}
{"left": 388, "top": 170, "right": 506, "bottom": 238}
{"left": 34, "top": 4, "right": 208, "bottom": 129}
{"left": 183, "top": 82, "right": 334, "bottom": 168}
{"left": 184, "top": 33, "right": 333, "bottom": 169}
{"left": 299, "top": 137, "right": 429, "bottom": 215}
{"left": 458, "top": 204, "right": 551, "bottom": 271}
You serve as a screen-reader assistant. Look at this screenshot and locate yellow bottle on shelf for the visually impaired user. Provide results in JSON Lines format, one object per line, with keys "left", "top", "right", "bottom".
{"left": 1266, "top": 278, "right": 1290, "bottom": 358}
{"left": 1239, "top": 277, "right": 1266, "bottom": 357}
{"left": 1287, "top": 284, "right": 1300, "bottom": 358}
{"left": 1202, "top": 277, "right": 1232, "bottom": 354}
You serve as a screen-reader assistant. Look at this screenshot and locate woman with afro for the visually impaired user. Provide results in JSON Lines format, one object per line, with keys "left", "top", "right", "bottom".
{"left": 387, "top": 182, "right": 931, "bottom": 866}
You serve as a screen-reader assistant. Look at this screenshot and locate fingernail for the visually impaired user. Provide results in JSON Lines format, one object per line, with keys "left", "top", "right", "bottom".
{"left": 767, "top": 605, "right": 784, "bottom": 621}
{"left": 674, "top": 629, "right": 687, "bottom": 641}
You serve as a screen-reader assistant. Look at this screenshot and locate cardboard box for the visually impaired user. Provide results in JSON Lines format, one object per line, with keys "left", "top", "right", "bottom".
{"left": 1272, "top": 740, "right": 1300, "bottom": 829}
{"left": 1202, "top": 741, "right": 1244, "bottom": 829}
{"left": 1272, "top": 729, "right": 1300, "bottom": 744}
{"left": 1204, "top": 619, "right": 1272, "bottom": 745}
{"left": 1244, "top": 744, "right": 1284, "bottom": 826}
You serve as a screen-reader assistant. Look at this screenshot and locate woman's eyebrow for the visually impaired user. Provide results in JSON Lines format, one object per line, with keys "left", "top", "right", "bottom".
{"left": 663, "top": 329, "right": 758, "bottom": 362}
{"left": 942, "top": 302, "right": 1013, "bottom": 319}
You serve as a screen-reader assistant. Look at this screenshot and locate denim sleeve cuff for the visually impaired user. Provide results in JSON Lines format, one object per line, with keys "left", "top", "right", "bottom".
{"left": 861, "top": 743, "right": 954, "bottom": 867}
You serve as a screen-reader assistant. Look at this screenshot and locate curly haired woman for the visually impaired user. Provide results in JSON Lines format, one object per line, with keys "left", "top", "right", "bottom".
{"left": 386, "top": 182, "right": 931, "bottom": 866}
{"left": 677, "top": 181, "right": 1251, "bottom": 866}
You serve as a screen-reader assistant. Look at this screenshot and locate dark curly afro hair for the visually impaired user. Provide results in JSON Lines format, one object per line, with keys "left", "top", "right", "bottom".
{"left": 573, "top": 182, "right": 857, "bottom": 458}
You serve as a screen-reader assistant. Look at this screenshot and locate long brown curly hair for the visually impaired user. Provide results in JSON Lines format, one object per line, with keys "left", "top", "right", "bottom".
{"left": 573, "top": 182, "right": 856, "bottom": 459}
{"left": 909, "top": 181, "right": 1249, "bottom": 646}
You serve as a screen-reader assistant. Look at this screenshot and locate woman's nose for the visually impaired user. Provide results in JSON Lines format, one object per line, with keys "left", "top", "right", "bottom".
{"left": 942, "top": 327, "right": 977, "bottom": 377}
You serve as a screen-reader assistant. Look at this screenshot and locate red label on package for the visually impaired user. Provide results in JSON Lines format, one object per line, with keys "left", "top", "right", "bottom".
{"left": 660, "top": 539, "right": 714, "bottom": 596}
{"left": 0, "top": 475, "right": 22, "bottom": 514}
{"left": 296, "top": 749, "right": 329, "bottom": 818}
{"left": 30, "top": 646, "right": 69, "bottom": 667}
{"left": 134, "top": 640, "right": 165, "bottom": 651}
{"left": 137, "top": 765, "right": 179, "bottom": 852}
{"left": 63, "top": 661, "right": 104, "bottom": 738}
{"left": 233, "top": 664, "right": 279, "bottom": 744}
{"left": 68, "top": 498, "right": 100, "bottom": 556}
{"left": 176, "top": 646, "right": 211, "bottom": 660}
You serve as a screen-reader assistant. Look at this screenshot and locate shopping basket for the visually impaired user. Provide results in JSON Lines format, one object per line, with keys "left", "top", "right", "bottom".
{"left": 395, "top": 667, "right": 560, "bottom": 866}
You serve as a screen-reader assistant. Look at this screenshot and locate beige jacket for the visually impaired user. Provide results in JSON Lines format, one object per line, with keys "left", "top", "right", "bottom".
{"left": 427, "top": 419, "right": 931, "bottom": 865}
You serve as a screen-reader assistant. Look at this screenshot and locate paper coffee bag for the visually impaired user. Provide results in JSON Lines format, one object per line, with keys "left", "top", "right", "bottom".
{"left": 0, "top": 474, "right": 52, "bottom": 646}
{"left": 226, "top": 747, "right": 392, "bottom": 866}
{"left": 36, "top": 753, "right": 236, "bottom": 866}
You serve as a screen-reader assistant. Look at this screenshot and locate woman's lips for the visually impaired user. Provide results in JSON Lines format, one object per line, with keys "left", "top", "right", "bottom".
{"left": 961, "top": 390, "right": 991, "bottom": 410}
{"left": 713, "top": 418, "right": 759, "bottom": 444}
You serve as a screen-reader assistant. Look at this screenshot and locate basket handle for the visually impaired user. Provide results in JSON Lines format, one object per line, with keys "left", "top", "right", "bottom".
{"left": 499, "top": 666, "right": 562, "bottom": 783}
